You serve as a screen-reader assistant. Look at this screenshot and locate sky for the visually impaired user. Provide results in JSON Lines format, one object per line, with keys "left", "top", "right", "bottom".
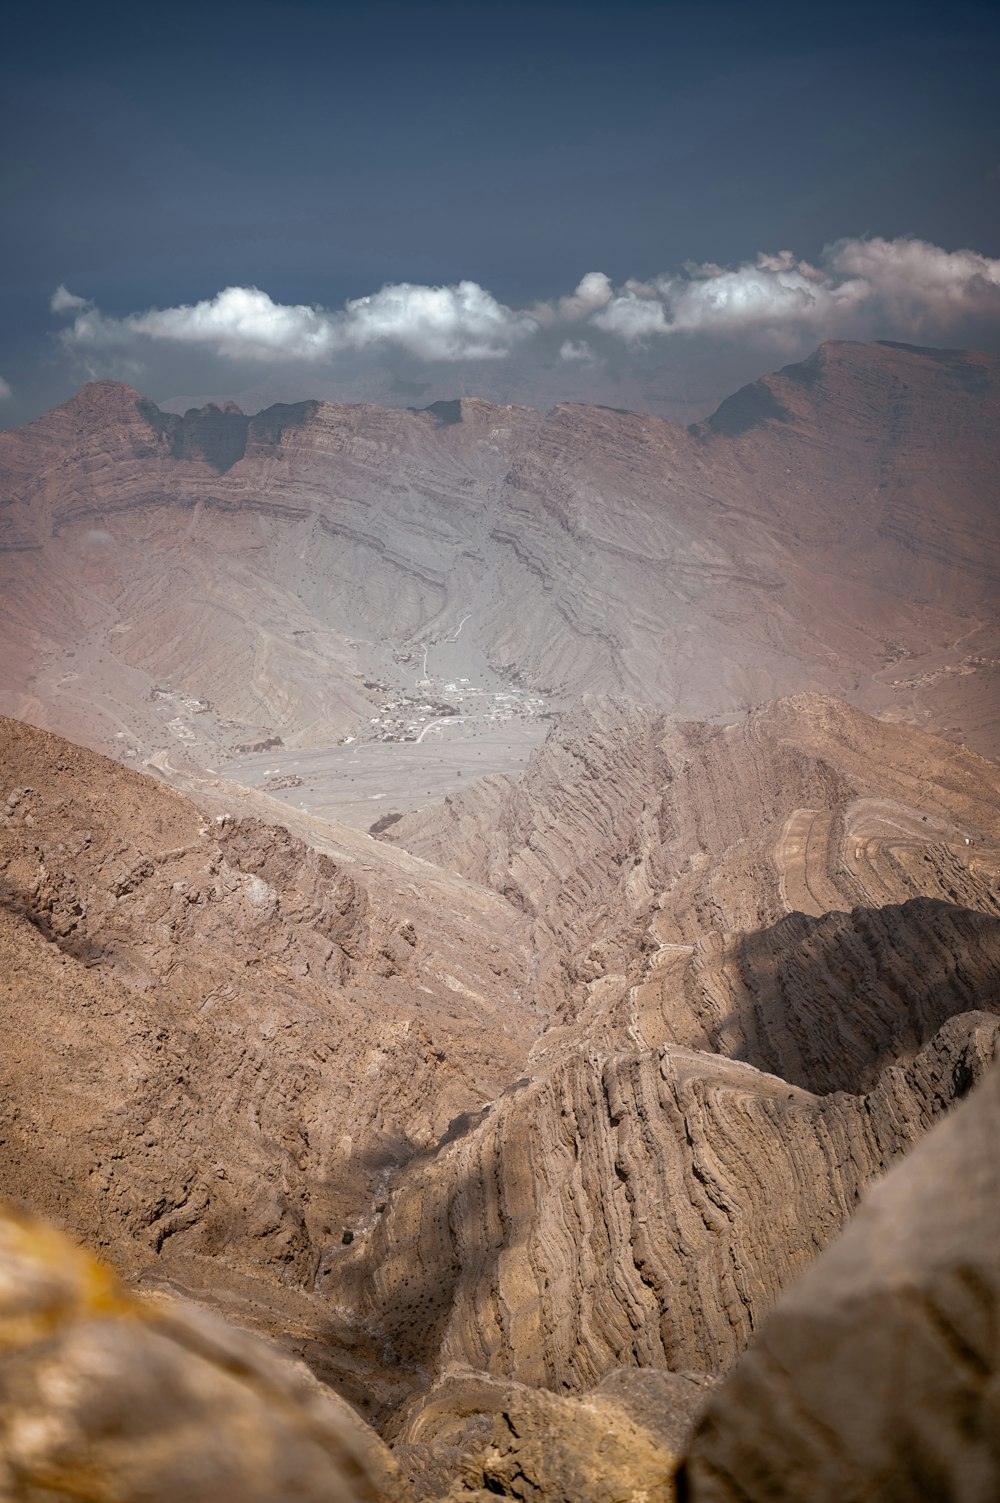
{"left": 2, "top": 0, "right": 1000, "bottom": 424}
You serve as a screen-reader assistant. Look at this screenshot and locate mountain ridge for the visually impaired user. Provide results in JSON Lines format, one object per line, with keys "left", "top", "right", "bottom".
{"left": 2, "top": 339, "right": 998, "bottom": 794}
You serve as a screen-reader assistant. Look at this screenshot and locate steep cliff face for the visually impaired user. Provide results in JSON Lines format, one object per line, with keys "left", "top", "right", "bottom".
{"left": 320, "top": 695, "right": 1000, "bottom": 1415}
{"left": 382, "top": 695, "right": 1000, "bottom": 1022}
{"left": 2, "top": 342, "right": 998, "bottom": 770}
{"left": 1, "top": 342, "right": 999, "bottom": 1495}
{"left": 1, "top": 687, "right": 999, "bottom": 1492}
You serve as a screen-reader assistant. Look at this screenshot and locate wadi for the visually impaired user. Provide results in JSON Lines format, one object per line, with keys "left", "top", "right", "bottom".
{"left": 0, "top": 338, "right": 998, "bottom": 1501}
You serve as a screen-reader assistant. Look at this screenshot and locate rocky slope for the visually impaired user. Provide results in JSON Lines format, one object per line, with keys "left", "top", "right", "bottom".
{"left": 380, "top": 694, "right": 1000, "bottom": 1022}
{"left": 330, "top": 1011, "right": 998, "bottom": 1403}
{"left": 388, "top": 1365, "right": 712, "bottom": 1502}
{"left": 0, "top": 714, "right": 539, "bottom": 1410}
{"left": 308, "top": 693, "right": 1000, "bottom": 1417}
{"left": 3, "top": 694, "right": 998, "bottom": 1434}
{"left": 1, "top": 341, "right": 998, "bottom": 779}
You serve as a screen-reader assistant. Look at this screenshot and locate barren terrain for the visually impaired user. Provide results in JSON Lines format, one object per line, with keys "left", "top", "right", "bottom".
{"left": 0, "top": 342, "right": 998, "bottom": 1499}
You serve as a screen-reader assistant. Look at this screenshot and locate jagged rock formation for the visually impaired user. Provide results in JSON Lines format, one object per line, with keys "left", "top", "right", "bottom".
{"left": 318, "top": 694, "right": 1000, "bottom": 1414}
{"left": 0, "top": 1200, "right": 405, "bottom": 1502}
{"left": 679, "top": 1061, "right": 1000, "bottom": 1502}
{"left": 1, "top": 340, "right": 999, "bottom": 1498}
{"left": 1, "top": 341, "right": 998, "bottom": 776}
{"left": 3, "top": 694, "right": 999, "bottom": 1437}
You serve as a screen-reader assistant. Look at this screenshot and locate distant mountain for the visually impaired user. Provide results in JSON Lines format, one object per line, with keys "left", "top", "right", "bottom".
{"left": 1, "top": 340, "right": 997, "bottom": 778}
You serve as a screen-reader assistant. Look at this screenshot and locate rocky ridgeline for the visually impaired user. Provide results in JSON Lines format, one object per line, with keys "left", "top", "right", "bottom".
{"left": 331, "top": 1013, "right": 998, "bottom": 1396}
{"left": 0, "top": 688, "right": 998, "bottom": 1493}
{"left": 679, "top": 1059, "right": 1000, "bottom": 1501}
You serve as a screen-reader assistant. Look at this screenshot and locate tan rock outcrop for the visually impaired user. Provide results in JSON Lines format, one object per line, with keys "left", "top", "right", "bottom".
{"left": 384, "top": 694, "right": 1000, "bottom": 1026}
{"left": 0, "top": 714, "right": 537, "bottom": 1411}
{"left": 389, "top": 1365, "right": 709, "bottom": 1501}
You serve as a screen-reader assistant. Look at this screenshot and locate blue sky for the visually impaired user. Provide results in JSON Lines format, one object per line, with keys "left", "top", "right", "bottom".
{"left": 3, "top": 0, "right": 999, "bottom": 422}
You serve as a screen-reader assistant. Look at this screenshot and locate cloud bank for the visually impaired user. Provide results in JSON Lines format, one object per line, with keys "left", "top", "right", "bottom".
{"left": 52, "top": 238, "right": 1000, "bottom": 374}
{"left": 0, "top": 377, "right": 11, "bottom": 401}
{"left": 44, "top": 237, "right": 1000, "bottom": 426}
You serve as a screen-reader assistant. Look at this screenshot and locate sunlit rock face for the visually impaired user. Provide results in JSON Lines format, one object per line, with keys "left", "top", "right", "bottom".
{"left": 0, "top": 340, "right": 998, "bottom": 1499}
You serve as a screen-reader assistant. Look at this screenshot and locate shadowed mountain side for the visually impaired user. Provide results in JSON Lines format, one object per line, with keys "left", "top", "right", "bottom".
{"left": 325, "top": 1009, "right": 999, "bottom": 1410}
{"left": 678, "top": 1060, "right": 1000, "bottom": 1503}
{"left": 678, "top": 900, "right": 1000, "bottom": 1095}
{"left": 1, "top": 340, "right": 998, "bottom": 770}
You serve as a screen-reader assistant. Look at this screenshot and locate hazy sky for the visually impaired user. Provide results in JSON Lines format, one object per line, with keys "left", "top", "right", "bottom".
{"left": 3, "top": 0, "right": 1000, "bottom": 423}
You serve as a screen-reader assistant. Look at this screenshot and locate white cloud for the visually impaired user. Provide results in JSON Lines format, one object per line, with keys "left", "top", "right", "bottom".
{"left": 827, "top": 236, "right": 1000, "bottom": 331}
{"left": 660, "top": 256, "right": 869, "bottom": 337}
{"left": 533, "top": 271, "right": 614, "bottom": 325}
{"left": 339, "top": 280, "right": 534, "bottom": 359}
{"left": 0, "top": 377, "right": 11, "bottom": 400}
{"left": 134, "top": 287, "right": 336, "bottom": 361}
{"left": 50, "top": 285, "right": 93, "bottom": 314}
{"left": 49, "top": 237, "right": 1000, "bottom": 380}
{"left": 592, "top": 288, "right": 669, "bottom": 342}
{"left": 579, "top": 238, "right": 1000, "bottom": 345}
{"left": 54, "top": 280, "right": 535, "bottom": 364}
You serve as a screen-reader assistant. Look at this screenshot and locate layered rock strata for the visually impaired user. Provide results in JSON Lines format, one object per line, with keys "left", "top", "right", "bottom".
{"left": 330, "top": 1011, "right": 999, "bottom": 1398}
{"left": 679, "top": 1061, "right": 1000, "bottom": 1502}
{"left": 389, "top": 1366, "right": 712, "bottom": 1502}
{"left": 383, "top": 694, "right": 1000, "bottom": 1024}
{"left": 0, "top": 714, "right": 537, "bottom": 1409}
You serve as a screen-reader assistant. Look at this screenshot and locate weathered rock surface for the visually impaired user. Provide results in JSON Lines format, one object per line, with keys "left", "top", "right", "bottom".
{"left": 0, "top": 1200, "right": 406, "bottom": 1502}
{"left": 4, "top": 695, "right": 999, "bottom": 1434}
{"left": 389, "top": 1365, "right": 710, "bottom": 1502}
{"left": 1, "top": 342, "right": 999, "bottom": 1498}
{"left": 679, "top": 1061, "right": 1000, "bottom": 1502}
{"left": 384, "top": 694, "right": 1000, "bottom": 1024}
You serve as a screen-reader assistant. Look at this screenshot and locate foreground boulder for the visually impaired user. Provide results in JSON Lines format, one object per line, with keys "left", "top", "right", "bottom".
{"left": 0, "top": 1202, "right": 406, "bottom": 1502}
{"left": 679, "top": 1063, "right": 1000, "bottom": 1501}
